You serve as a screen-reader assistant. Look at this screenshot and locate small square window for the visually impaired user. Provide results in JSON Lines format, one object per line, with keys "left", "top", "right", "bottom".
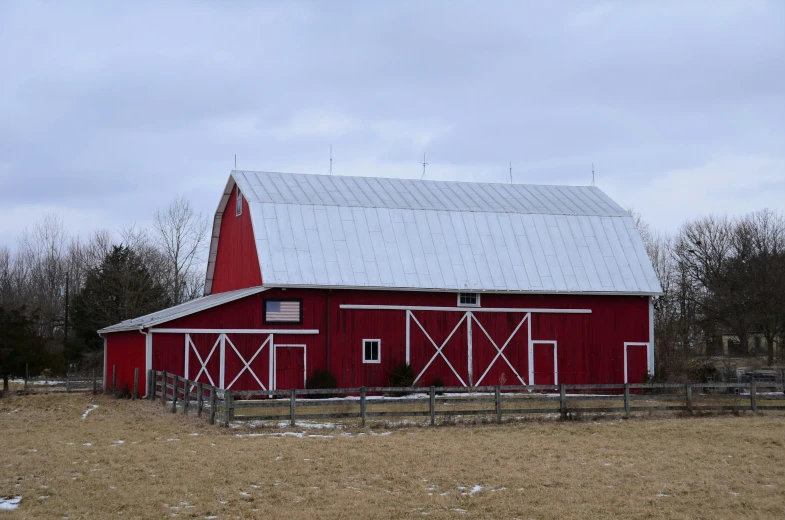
{"left": 363, "top": 339, "right": 380, "bottom": 364}
{"left": 457, "top": 293, "right": 479, "bottom": 307}
{"left": 236, "top": 187, "right": 243, "bottom": 216}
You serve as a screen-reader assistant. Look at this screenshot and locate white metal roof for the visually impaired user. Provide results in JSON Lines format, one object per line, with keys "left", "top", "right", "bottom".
{"left": 98, "top": 286, "right": 267, "bottom": 333}
{"left": 204, "top": 171, "right": 661, "bottom": 295}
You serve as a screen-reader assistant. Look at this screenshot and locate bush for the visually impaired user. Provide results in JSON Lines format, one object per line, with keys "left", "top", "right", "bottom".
{"left": 389, "top": 362, "right": 415, "bottom": 388}
{"left": 431, "top": 376, "right": 444, "bottom": 388}
{"left": 306, "top": 369, "right": 338, "bottom": 398}
{"left": 113, "top": 383, "right": 132, "bottom": 399}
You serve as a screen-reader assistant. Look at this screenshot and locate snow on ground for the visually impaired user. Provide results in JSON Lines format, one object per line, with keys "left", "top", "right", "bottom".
{"left": 0, "top": 496, "right": 22, "bottom": 511}
{"left": 82, "top": 404, "right": 99, "bottom": 419}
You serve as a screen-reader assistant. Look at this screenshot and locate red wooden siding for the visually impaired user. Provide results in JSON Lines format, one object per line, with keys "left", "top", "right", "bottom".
{"left": 626, "top": 344, "right": 649, "bottom": 384}
{"left": 210, "top": 184, "right": 262, "bottom": 294}
{"left": 105, "top": 331, "right": 146, "bottom": 395}
{"left": 104, "top": 288, "right": 652, "bottom": 393}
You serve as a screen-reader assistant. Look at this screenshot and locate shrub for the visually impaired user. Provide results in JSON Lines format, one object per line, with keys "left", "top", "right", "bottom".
{"left": 113, "top": 383, "right": 132, "bottom": 399}
{"left": 388, "top": 362, "right": 415, "bottom": 394}
{"left": 306, "top": 369, "right": 338, "bottom": 399}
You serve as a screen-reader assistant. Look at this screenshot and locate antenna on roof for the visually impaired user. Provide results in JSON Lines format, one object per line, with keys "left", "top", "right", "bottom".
{"left": 329, "top": 145, "right": 333, "bottom": 175}
{"left": 591, "top": 163, "right": 595, "bottom": 187}
{"left": 234, "top": 154, "right": 237, "bottom": 170}
{"left": 509, "top": 161, "right": 513, "bottom": 185}
{"left": 420, "top": 152, "right": 429, "bottom": 180}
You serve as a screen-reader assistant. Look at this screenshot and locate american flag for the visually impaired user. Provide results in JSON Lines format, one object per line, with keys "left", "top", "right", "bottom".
{"left": 265, "top": 300, "right": 301, "bottom": 322}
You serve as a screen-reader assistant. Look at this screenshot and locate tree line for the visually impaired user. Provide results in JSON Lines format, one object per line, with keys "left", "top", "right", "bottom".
{"left": 634, "top": 208, "right": 785, "bottom": 379}
{"left": 0, "top": 198, "right": 209, "bottom": 388}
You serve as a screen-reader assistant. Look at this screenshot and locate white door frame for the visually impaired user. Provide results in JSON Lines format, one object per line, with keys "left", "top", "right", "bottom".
{"left": 531, "top": 340, "right": 558, "bottom": 385}
{"left": 623, "top": 342, "right": 650, "bottom": 384}
{"left": 273, "top": 344, "right": 307, "bottom": 390}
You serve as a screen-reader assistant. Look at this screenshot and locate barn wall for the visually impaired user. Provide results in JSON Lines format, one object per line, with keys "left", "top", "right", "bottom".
{"left": 210, "top": 184, "right": 262, "bottom": 294}
{"left": 140, "top": 288, "right": 651, "bottom": 391}
{"left": 104, "top": 330, "right": 147, "bottom": 395}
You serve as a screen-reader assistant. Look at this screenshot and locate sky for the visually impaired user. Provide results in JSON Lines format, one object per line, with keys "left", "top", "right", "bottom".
{"left": 1, "top": 0, "right": 783, "bottom": 248}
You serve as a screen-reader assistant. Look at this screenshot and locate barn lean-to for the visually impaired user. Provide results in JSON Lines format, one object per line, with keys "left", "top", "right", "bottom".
{"left": 99, "top": 171, "right": 661, "bottom": 396}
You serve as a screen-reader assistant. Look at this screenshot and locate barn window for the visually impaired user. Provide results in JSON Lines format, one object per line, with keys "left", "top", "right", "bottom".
{"left": 363, "top": 339, "right": 380, "bottom": 363}
{"left": 236, "top": 187, "right": 243, "bottom": 216}
{"left": 263, "top": 299, "right": 302, "bottom": 324}
{"left": 457, "top": 292, "right": 480, "bottom": 307}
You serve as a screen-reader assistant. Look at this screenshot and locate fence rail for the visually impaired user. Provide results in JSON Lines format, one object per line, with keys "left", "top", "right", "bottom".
{"left": 11, "top": 368, "right": 103, "bottom": 394}
{"left": 147, "top": 369, "right": 785, "bottom": 428}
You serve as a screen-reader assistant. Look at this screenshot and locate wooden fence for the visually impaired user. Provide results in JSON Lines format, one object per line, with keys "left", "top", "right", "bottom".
{"left": 15, "top": 368, "right": 102, "bottom": 395}
{"left": 147, "top": 370, "right": 785, "bottom": 428}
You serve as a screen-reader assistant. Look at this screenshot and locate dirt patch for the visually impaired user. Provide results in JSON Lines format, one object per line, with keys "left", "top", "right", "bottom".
{"left": 0, "top": 393, "right": 784, "bottom": 519}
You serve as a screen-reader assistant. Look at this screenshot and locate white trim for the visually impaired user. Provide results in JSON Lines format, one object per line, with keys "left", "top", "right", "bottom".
{"left": 187, "top": 334, "right": 220, "bottom": 387}
{"left": 226, "top": 335, "right": 269, "bottom": 390}
{"left": 267, "top": 283, "right": 662, "bottom": 297}
{"left": 623, "top": 342, "right": 650, "bottom": 384}
{"left": 527, "top": 316, "right": 533, "bottom": 386}
{"left": 274, "top": 344, "right": 307, "bottom": 389}
{"left": 236, "top": 186, "right": 242, "bottom": 216}
{"left": 269, "top": 333, "right": 275, "bottom": 390}
{"left": 648, "top": 297, "right": 655, "bottom": 377}
{"left": 405, "top": 310, "right": 411, "bottom": 364}
{"left": 474, "top": 313, "right": 529, "bottom": 386}
{"left": 103, "top": 337, "right": 107, "bottom": 392}
{"left": 145, "top": 332, "right": 152, "bottom": 396}
{"left": 219, "top": 334, "right": 226, "bottom": 388}
{"left": 362, "top": 339, "right": 381, "bottom": 364}
{"left": 411, "top": 312, "right": 468, "bottom": 387}
{"left": 457, "top": 292, "right": 480, "bottom": 307}
{"left": 183, "top": 334, "right": 189, "bottom": 380}
{"left": 149, "top": 328, "right": 319, "bottom": 334}
{"left": 531, "top": 340, "right": 558, "bottom": 385}
{"left": 340, "top": 304, "right": 590, "bottom": 314}
{"left": 467, "top": 311, "right": 473, "bottom": 386}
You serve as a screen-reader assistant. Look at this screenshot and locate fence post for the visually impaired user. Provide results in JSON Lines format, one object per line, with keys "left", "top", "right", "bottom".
{"left": 429, "top": 386, "right": 436, "bottom": 426}
{"left": 197, "top": 382, "right": 204, "bottom": 418}
{"left": 290, "top": 389, "right": 297, "bottom": 427}
{"left": 161, "top": 372, "right": 167, "bottom": 404}
{"left": 559, "top": 384, "right": 567, "bottom": 420}
{"left": 93, "top": 368, "right": 97, "bottom": 395}
{"left": 495, "top": 386, "right": 502, "bottom": 424}
{"left": 24, "top": 363, "right": 28, "bottom": 392}
{"left": 171, "top": 376, "right": 179, "bottom": 413}
{"left": 360, "top": 387, "right": 366, "bottom": 428}
{"left": 146, "top": 370, "right": 153, "bottom": 400}
{"left": 223, "top": 391, "right": 233, "bottom": 428}
{"left": 685, "top": 383, "right": 693, "bottom": 414}
{"left": 750, "top": 380, "right": 757, "bottom": 413}
{"left": 111, "top": 365, "right": 117, "bottom": 392}
{"left": 624, "top": 383, "right": 631, "bottom": 418}
{"left": 209, "top": 387, "right": 217, "bottom": 425}
{"left": 133, "top": 368, "right": 139, "bottom": 400}
{"left": 65, "top": 373, "right": 71, "bottom": 393}
{"left": 183, "top": 379, "right": 190, "bottom": 415}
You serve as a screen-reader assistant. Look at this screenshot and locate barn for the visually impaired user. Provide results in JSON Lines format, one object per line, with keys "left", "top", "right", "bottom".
{"left": 99, "top": 171, "right": 661, "bottom": 397}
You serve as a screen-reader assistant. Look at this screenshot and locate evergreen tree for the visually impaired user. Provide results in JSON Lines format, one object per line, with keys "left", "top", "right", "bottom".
{"left": 0, "top": 306, "right": 45, "bottom": 392}
{"left": 70, "top": 246, "right": 170, "bottom": 356}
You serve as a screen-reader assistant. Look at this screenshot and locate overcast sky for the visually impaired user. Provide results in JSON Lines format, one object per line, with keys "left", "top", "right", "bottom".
{"left": 1, "top": 0, "right": 783, "bottom": 248}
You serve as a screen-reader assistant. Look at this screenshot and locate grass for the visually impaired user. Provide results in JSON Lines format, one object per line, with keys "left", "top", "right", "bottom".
{"left": 0, "top": 394, "right": 783, "bottom": 519}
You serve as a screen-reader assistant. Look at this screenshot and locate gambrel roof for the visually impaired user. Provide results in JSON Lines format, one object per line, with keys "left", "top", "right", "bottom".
{"left": 205, "top": 171, "right": 662, "bottom": 295}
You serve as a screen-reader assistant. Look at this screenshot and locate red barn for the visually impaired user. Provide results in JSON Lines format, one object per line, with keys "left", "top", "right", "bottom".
{"left": 99, "top": 171, "right": 661, "bottom": 396}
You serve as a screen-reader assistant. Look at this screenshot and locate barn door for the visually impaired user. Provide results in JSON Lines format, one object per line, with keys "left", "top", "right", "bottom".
{"left": 532, "top": 341, "right": 558, "bottom": 385}
{"left": 624, "top": 343, "right": 649, "bottom": 384}
{"left": 275, "top": 345, "right": 306, "bottom": 390}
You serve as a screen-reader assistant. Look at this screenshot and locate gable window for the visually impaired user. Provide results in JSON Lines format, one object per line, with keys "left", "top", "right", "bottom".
{"left": 457, "top": 292, "right": 480, "bottom": 307}
{"left": 363, "top": 339, "right": 380, "bottom": 363}
{"left": 236, "top": 187, "right": 243, "bottom": 216}
{"left": 263, "top": 299, "right": 302, "bottom": 324}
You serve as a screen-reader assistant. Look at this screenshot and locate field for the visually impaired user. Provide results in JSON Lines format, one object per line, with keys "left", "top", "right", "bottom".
{"left": 1, "top": 394, "right": 784, "bottom": 519}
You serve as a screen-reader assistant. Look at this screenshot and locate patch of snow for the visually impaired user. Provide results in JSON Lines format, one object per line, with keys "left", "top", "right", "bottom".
{"left": 240, "top": 491, "right": 251, "bottom": 497}
{"left": 167, "top": 438, "right": 180, "bottom": 442}
{"left": 39, "top": 496, "right": 49, "bottom": 500}
{"left": 83, "top": 443, "right": 92, "bottom": 447}
{"left": 189, "top": 433, "right": 199, "bottom": 436}
{"left": 7, "top": 409, "right": 20, "bottom": 414}
{"left": 451, "top": 508, "right": 468, "bottom": 514}
{"left": 731, "top": 492, "right": 739, "bottom": 497}
{"left": 307, "top": 434, "right": 334, "bottom": 438}
{"left": 655, "top": 493, "right": 670, "bottom": 498}
{"left": 0, "top": 496, "right": 22, "bottom": 511}
{"left": 205, "top": 516, "right": 218, "bottom": 519}
{"left": 604, "top": 463, "right": 612, "bottom": 467}
{"left": 82, "top": 405, "right": 99, "bottom": 420}
{"left": 112, "top": 440, "right": 125, "bottom": 445}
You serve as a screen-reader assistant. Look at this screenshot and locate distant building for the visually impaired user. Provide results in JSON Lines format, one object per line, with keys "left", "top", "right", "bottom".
{"left": 720, "top": 332, "right": 781, "bottom": 357}
{"left": 99, "top": 171, "right": 661, "bottom": 396}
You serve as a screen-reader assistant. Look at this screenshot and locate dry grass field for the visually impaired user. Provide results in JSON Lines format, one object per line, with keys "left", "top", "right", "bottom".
{"left": 1, "top": 393, "right": 784, "bottom": 519}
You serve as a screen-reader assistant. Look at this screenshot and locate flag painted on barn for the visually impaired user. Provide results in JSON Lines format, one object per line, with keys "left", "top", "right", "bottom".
{"left": 264, "top": 300, "right": 301, "bottom": 322}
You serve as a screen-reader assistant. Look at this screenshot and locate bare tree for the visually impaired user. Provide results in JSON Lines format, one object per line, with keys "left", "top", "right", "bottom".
{"left": 152, "top": 197, "right": 210, "bottom": 305}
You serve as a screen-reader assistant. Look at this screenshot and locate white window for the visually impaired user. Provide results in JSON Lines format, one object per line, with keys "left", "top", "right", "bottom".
{"left": 363, "top": 339, "right": 381, "bottom": 364}
{"left": 236, "top": 187, "right": 242, "bottom": 216}
{"left": 457, "top": 292, "right": 480, "bottom": 307}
